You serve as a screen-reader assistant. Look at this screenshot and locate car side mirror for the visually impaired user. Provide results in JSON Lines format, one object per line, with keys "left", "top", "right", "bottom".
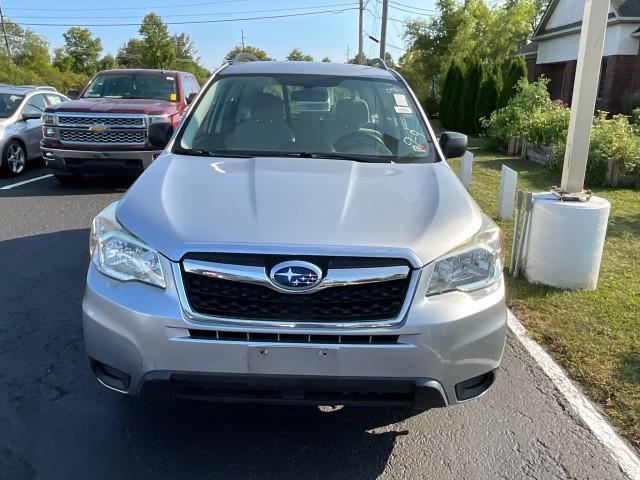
{"left": 186, "top": 92, "right": 197, "bottom": 105}
{"left": 148, "top": 122, "right": 174, "bottom": 149}
{"left": 21, "top": 111, "right": 42, "bottom": 121}
{"left": 66, "top": 89, "right": 80, "bottom": 100}
{"left": 439, "top": 131, "right": 468, "bottom": 159}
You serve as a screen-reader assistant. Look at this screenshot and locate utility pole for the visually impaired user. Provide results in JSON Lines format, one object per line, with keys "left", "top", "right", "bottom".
{"left": 240, "top": 30, "right": 246, "bottom": 52}
{"left": 346, "top": 44, "right": 350, "bottom": 63}
{"left": 379, "top": 0, "right": 388, "bottom": 60}
{"left": 0, "top": 3, "right": 12, "bottom": 64}
{"left": 358, "top": 0, "right": 364, "bottom": 64}
{"left": 560, "top": 0, "right": 610, "bottom": 193}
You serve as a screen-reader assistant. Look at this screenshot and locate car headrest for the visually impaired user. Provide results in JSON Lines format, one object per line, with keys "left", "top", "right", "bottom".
{"left": 252, "top": 93, "right": 285, "bottom": 122}
{"left": 335, "top": 99, "right": 369, "bottom": 128}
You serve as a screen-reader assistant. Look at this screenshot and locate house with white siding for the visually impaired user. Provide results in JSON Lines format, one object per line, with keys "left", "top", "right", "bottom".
{"left": 519, "top": 0, "right": 640, "bottom": 113}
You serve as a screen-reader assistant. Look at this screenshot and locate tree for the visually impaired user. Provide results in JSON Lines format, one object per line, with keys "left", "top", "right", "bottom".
{"left": 399, "top": 0, "right": 536, "bottom": 101}
{"left": 139, "top": 13, "right": 175, "bottom": 69}
{"left": 348, "top": 52, "right": 367, "bottom": 64}
{"left": 224, "top": 45, "right": 271, "bottom": 62}
{"left": 499, "top": 56, "right": 528, "bottom": 108}
{"left": 117, "top": 39, "right": 144, "bottom": 68}
{"left": 286, "top": 48, "right": 313, "bottom": 61}
{"left": 442, "top": 62, "right": 465, "bottom": 129}
{"left": 98, "top": 54, "right": 118, "bottom": 71}
{"left": 459, "top": 59, "right": 482, "bottom": 134}
{"left": 439, "top": 63, "right": 456, "bottom": 126}
{"left": 54, "top": 27, "right": 102, "bottom": 75}
{"left": 322, "top": 56, "right": 331, "bottom": 62}
{"left": 172, "top": 33, "right": 210, "bottom": 84}
{"left": 475, "top": 68, "right": 501, "bottom": 132}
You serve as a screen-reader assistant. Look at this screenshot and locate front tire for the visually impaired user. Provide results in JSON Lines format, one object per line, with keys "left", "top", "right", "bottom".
{"left": 2, "top": 140, "right": 27, "bottom": 176}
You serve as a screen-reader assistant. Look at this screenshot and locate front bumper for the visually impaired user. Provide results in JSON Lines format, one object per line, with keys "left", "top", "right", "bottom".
{"left": 82, "top": 259, "right": 507, "bottom": 408}
{"left": 42, "top": 146, "right": 161, "bottom": 175}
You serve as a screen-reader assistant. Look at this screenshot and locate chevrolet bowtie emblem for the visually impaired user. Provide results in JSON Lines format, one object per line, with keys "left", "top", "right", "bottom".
{"left": 89, "top": 124, "right": 108, "bottom": 133}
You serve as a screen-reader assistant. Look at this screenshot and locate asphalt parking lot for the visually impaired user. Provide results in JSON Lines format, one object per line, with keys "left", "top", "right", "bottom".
{"left": 0, "top": 165, "right": 633, "bottom": 480}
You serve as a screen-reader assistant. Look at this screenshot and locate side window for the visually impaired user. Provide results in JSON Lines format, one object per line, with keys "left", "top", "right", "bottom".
{"left": 23, "top": 94, "right": 47, "bottom": 115}
{"left": 181, "top": 76, "right": 193, "bottom": 100}
{"left": 46, "top": 94, "right": 65, "bottom": 106}
{"left": 190, "top": 76, "right": 200, "bottom": 93}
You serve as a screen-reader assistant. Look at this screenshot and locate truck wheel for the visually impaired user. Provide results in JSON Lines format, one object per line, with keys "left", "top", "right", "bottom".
{"left": 1, "top": 140, "right": 27, "bottom": 176}
{"left": 54, "top": 173, "right": 82, "bottom": 186}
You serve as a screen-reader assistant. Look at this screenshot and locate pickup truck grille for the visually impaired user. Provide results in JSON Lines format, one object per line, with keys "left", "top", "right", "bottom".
{"left": 179, "top": 254, "right": 413, "bottom": 323}
{"left": 54, "top": 113, "right": 147, "bottom": 146}
{"left": 56, "top": 115, "right": 145, "bottom": 128}
{"left": 60, "top": 130, "right": 145, "bottom": 145}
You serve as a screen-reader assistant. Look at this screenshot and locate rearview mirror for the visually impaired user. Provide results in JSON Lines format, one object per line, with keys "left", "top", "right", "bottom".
{"left": 186, "top": 92, "right": 198, "bottom": 105}
{"left": 439, "top": 131, "right": 468, "bottom": 159}
{"left": 21, "top": 111, "right": 42, "bottom": 121}
{"left": 66, "top": 89, "right": 79, "bottom": 100}
{"left": 148, "top": 122, "right": 174, "bottom": 149}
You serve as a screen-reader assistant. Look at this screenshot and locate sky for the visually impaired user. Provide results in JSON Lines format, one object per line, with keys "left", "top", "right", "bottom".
{"left": 0, "top": 0, "right": 438, "bottom": 70}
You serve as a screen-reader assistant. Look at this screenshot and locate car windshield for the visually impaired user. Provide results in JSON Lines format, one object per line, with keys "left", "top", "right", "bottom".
{"left": 177, "top": 74, "right": 435, "bottom": 163}
{"left": 0, "top": 93, "right": 24, "bottom": 118}
{"left": 83, "top": 73, "right": 178, "bottom": 101}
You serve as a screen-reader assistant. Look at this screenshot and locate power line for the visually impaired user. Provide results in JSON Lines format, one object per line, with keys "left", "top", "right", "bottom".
{"left": 6, "top": 2, "right": 358, "bottom": 20}
{"left": 11, "top": 8, "right": 360, "bottom": 28}
{"left": 388, "top": 1, "right": 436, "bottom": 13}
{"left": 2, "top": 0, "right": 249, "bottom": 12}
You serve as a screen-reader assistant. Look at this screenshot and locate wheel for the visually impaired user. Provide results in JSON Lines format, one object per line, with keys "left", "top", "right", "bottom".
{"left": 54, "top": 173, "right": 82, "bottom": 186}
{"left": 2, "top": 140, "right": 27, "bottom": 176}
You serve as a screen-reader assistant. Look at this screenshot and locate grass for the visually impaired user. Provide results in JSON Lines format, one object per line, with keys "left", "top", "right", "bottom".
{"left": 438, "top": 123, "right": 640, "bottom": 451}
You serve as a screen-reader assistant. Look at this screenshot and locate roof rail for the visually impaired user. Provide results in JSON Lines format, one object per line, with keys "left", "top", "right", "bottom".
{"left": 35, "top": 86, "right": 58, "bottom": 92}
{"left": 232, "top": 53, "right": 259, "bottom": 64}
{"left": 366, "top": 58, "right": 389, "bottom": 70}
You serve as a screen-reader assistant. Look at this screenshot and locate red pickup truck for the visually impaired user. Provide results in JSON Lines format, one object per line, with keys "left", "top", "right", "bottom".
{"left": 41, "top": 68, "right": 200, "bottom": 184}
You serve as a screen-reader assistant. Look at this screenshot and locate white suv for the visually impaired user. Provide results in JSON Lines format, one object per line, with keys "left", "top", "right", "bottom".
{"left": 83, "top": 58, "right": 506, "bottom": 412}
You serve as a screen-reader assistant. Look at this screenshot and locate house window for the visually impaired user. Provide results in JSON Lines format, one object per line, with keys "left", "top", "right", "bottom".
{"left": 598, "top": 59, "right": 608, "bottom": 99}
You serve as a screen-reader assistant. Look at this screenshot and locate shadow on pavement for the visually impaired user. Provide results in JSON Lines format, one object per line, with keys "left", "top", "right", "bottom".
{"left": 0, "top": 229, "right": 408, "bottom": 480}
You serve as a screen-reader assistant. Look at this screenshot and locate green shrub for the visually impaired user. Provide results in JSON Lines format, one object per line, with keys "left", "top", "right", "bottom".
{"left": 475, "top": 69, "right": 500, "bottom": 133}
{"left": 499, "top": 56, "right": 528, "bottom": 109}
{"left": 482, "top": 77, "right": 552, "bottom": 143}
{"left": 422, "top": 96, "right": 439, "bottom": 117}
{"left": 527, "top": 102, "right": 570, "bottom": 145}
{"left": 459, "top": 59, "right": 483, "bottom": 134}
{"left": 441, "top": 62, "right": 465, "bottom": 129}
{"left": 439, "top": 65, "right": 455, "bottom": 123}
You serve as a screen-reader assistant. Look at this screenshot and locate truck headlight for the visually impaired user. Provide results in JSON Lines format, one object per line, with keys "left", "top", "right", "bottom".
{"left": 89, "top": 202, "right": 165, "bottom": 288}
{"left": 426, "top": 217, "right": 504, "bottom": 296}
{"left": 43, "top": 114, "right": 55, "bottom": 124}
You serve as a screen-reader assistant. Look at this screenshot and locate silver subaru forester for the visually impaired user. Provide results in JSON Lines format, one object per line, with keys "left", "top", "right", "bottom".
{"left": 83, "top": 58, "right": 507, "bottom": 411}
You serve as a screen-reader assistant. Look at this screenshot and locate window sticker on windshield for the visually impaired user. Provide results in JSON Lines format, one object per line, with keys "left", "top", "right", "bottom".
{"left": 395, "top": 106, "right": 412, "bottom": 114}
{"left": 170, "top": 93, "right": 177, "bottom": 101}
{"left": 393, "top": 94, "right": 409, "bottom": 107}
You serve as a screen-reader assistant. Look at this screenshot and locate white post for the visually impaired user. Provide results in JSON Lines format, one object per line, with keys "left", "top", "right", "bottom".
{"left": 497, "top": 165, "right": 518, "bottom": 220}
{"left": 560, "top": 0, "right": 610, "bottom": 193}
{"left": 459, "top": 151, "right": 473, "bottom": 190}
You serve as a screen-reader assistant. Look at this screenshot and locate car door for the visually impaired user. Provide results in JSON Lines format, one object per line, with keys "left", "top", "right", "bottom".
{"left": 21, "top": 94, "right": 48, "bottom": 158}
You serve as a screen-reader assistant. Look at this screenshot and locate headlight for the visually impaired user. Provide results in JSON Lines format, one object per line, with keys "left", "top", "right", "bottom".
{"left": 426, "top": 217, "right": 504, "bottom": 296}
{"left": 43, "top": 126, "right": 56, "bottom": 138}
{"left": 89, "top": 202, "right": 166, "bottom": 288}
{"left": 148, "top": 115, "right": 171, "bottom": 124}
{"left": 43, "top": 113, "right": 55, "bottom": 124}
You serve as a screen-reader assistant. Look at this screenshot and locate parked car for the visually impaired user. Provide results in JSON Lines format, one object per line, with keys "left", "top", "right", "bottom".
{"left": 0, "top": 86, "right": 67, "bottom": 176}
{"left": 41, "top": 68, "right": 200, "bottom": 184}
{"left": 84, "top": 58, "right": 507, "bottom": 412}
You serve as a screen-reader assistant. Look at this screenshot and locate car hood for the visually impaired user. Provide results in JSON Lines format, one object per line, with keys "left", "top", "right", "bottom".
{"left": 46, "top": 98, "right": 179, "bottom": 115}
{"left": 116, "top": 155, "right": 483, "bottom": 267}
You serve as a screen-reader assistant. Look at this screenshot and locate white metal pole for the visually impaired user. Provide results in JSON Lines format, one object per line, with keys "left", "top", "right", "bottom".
{"left": 560, "top": 0, "right": 610, "bottom": 193}
{"left": 380, "top": 0, "right": 388, "bottom": 60}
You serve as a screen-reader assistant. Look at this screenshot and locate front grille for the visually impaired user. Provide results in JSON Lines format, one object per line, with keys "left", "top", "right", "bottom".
{"left": 60, "top": 130, "right": 145, "bottom": 145}
{"left": 188, "top": 330, "right": 400, "bottom": 344}
{"left": 181, "top": 255, "right": 412, "bottom": 323}
{"left": 56, "top": 115, "right": 145, "bottom": 128}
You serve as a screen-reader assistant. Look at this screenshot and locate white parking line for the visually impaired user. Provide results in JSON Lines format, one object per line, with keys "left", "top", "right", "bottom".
{"left": 0, "top": 174, "right": 54, "bottom": 190}
{"left": 508, "top": 311, "right": 640, "bottom": 480}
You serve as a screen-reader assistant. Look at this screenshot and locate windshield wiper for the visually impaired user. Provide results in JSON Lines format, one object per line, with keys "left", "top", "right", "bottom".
{"left": 173, "top": 147, "right": 255, "bottom": 158}
{"left": 301, "top": 152, "right": 392, "bottom": 163}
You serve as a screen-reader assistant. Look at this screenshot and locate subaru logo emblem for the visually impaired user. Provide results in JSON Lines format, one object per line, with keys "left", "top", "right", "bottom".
{"left": 269, "top": 261, "right": 323, "bottom": 292}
